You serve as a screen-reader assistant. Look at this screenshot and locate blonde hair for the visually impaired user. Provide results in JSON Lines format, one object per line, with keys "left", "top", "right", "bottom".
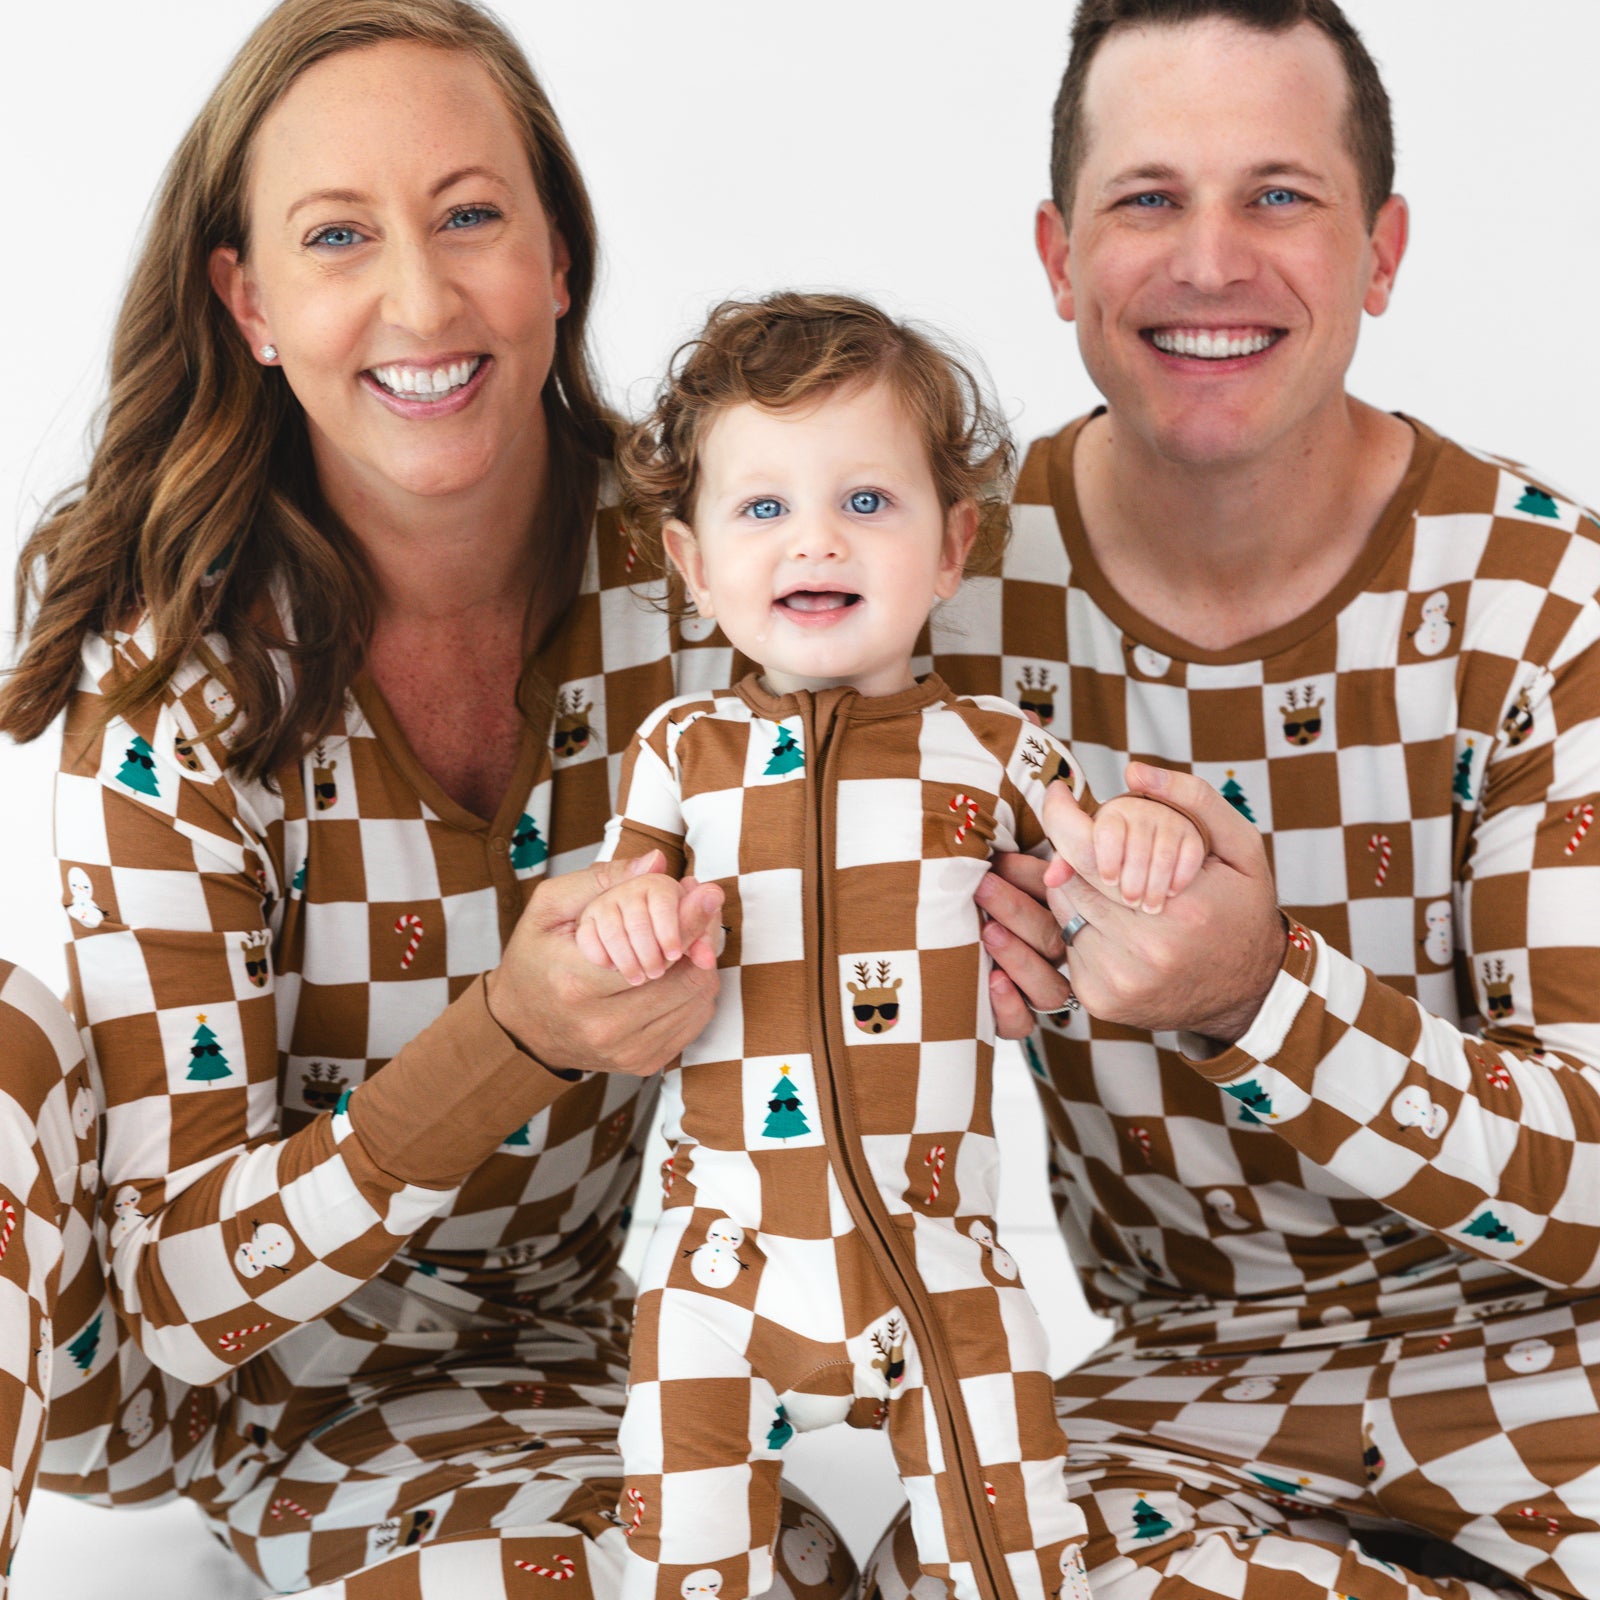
{"left": 617, "top": 292, "right": 1014, "bottom": 587}
{"left": 2, "top": 0, "right": 613, "bottom": 782}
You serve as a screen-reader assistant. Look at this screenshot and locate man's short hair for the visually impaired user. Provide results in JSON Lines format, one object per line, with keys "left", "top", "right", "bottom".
{"left": 1051, "top": 0, "right": 1395, "bottom": 227}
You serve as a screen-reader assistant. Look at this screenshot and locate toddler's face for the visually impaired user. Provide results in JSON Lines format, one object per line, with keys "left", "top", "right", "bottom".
{"left": 664, "top": 378, "right": 974, "bottom": 697}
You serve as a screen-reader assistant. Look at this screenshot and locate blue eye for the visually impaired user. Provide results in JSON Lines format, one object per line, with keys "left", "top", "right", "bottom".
{"left": 1130, "top": 193, "right": 1170, "bottom": 209}
{"left": 445, "top": 205, "right": 499, "bottom": 230}
{"left": 849, "top": 490, "right": 885, "bottom": 514}
{"left": 1260, "top": 189, "right": 1298, "bottom": 207}
{"left": 308, "top": 225, "right": 361, "bottom": 249}
{"left": 747, "top": 498, "right": 783, "bottom": 520}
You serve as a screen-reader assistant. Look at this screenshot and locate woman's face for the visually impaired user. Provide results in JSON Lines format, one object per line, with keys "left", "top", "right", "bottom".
{"left": 212, "top": 41, "right": 568, "bottom": 509}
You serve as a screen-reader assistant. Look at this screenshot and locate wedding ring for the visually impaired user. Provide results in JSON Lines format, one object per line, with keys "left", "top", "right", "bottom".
{"left": 1060, "top": 914, "right": 1090, "bottom": 946}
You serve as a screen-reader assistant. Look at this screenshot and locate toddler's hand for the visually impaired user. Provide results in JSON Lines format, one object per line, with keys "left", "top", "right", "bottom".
{"left": 577, "top": 871, "right": 719, "bottom": 983}
{"left": 1081, "top": 794, "right": 1206, "bottom": 914}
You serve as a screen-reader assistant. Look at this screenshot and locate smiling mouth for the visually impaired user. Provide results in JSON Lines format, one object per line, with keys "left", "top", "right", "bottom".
{"left": 367, "top": 356, "right": 485, "bottom": 399}
{"left": 1146, "top": 328, "right": 1283, "bottom": 360}
{"left": 778, "top": 591, "right": 861, "bottom": 614}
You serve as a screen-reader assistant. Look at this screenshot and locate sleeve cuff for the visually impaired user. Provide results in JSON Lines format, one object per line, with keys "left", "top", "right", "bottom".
{"left": 1181, "top": 915, "right": 1320, "bottom": 1084}
{"left": 347, "top": 975, "right": 577, "bottom": 1188}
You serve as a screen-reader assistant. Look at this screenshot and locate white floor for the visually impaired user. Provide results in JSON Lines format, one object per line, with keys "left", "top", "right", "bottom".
{"left": 14, "top": 1041, "right": 1111, "bottom": 1599}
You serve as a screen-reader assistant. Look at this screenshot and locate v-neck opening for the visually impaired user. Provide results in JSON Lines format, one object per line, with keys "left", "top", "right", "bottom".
{"left": 352, "top": 674, "right": 547, "bottom": 837}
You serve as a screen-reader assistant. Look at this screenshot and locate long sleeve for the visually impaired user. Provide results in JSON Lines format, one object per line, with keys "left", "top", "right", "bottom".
{"left": 58, "top": 664, "right": 573, "bottom": 1385}
{"left": 1189, "top": 597, "right": 1600, "bottom": 1289}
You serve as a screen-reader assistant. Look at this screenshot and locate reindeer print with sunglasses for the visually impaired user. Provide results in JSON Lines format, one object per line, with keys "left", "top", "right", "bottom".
{"left": 847, "top": 961, "right": 902, "bottom": 1035}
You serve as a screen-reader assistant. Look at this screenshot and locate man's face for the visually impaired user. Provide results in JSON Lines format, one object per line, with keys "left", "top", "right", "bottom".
{"left": 1038, "top": 19, "right": 1406, "bottom": 467}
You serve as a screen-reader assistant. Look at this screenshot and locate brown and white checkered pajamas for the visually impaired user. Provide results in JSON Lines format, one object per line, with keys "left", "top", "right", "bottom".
{"left": 599, "top": 677, "right": 1094, "bottom": 1600}
{"left": 0, "top": 516, "right": 859, "bottom": 1598}
{"left": 860, "top": 416, "right": 1600, "bottom": 1600}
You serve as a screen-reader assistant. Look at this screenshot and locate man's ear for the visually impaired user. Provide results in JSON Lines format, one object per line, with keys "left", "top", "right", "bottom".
{"left": 663, "top": 520, "right": 713, "bottom": 616}
{"left": 1035, "top": 201, "right": 1075, "bottom": 323}
{"left": 935, "top": 500, "right": 980, "bottom": 601}
{"left": 208, "top": 246, "right": 273, "bottom": 358}
{"left": 1363, "top": 194, "right": 1409, "bottom": 317}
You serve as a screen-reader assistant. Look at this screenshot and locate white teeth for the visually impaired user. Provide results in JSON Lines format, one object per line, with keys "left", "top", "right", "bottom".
{"left": 1150, "top": 329, "right": 1278, "bottom": 360}
{"left": 370, "top": 357, "right": 483, "bottom": 398}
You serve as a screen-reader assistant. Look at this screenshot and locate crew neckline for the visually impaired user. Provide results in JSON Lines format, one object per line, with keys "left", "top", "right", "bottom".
{"left": 736, "top": 671, "right": 951, "bottom": 723}
{"left": 1046, "top": 410, "right": 1445, "bottom": 666}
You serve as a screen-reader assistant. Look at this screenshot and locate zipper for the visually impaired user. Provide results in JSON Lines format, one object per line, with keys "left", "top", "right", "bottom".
{"left": 801, "top": 690, "right": 1019, "bottom": 1600}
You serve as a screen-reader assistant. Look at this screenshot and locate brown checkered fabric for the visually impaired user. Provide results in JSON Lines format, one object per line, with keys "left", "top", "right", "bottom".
{"left": 895, "top": 414, "right": 1600, "bottom": 1597}
{"left": 21, "top": 514, "right": 856, "bottom": 1598}
{"left": 601, "top": 675, "right": 1093, "bottom": 1600}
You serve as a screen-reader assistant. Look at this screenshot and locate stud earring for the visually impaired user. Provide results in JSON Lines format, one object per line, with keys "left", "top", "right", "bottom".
{"left": 259, "top": 344, "right": 278, "bottom": 362}
{"left": 552, "top": 300, "right": 564, "bottom": 318}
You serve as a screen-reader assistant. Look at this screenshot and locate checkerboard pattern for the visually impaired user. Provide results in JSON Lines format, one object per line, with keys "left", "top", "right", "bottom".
{"left": 28, "top": 511, "right": 860, "bottom": 1596}
{"left": 868, "top": 1290, "right": 1600, "bottom": 1600}
{"left": 929, "top": 417, "right": 1600, "bottom": 1344}
{"left": 602, "top": 677, "right": 1093, "bottom": 1600}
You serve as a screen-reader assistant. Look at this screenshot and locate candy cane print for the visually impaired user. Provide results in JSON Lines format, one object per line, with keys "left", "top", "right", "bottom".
{"left": 1520, "top": 1507, "right": 1560, "bottom": 1536}
{"left": 661, "top": 1152, "right": 676, "bottom": 1197}
{"left": 0, "top": 1197, "right": 16, "bottom": 1263}
{"left": 269, "top": 1496, "right": 310, "bottom": 1522}
{"left": 1128, "top": 1127, "right": 1151, "bottom": 1163}
{"left": 394, "top": 913, "right": 424, "bottom": 970}
{"left": 949, "top": 792, "right": 980, "bottom": 844}
{"left": 624, "top": 1488, "right": 646, "bottom": 1538}
{"left": 1368, "top": 832, "right": 1392, "bottom": 887}
{"left": 1288, "top": 922, "right": 1313, "bottom": 952}
{"left": 923, "top": 1145, "right": 947, "bottom": 1204}
{"left": 1564, "top": 803, "right": 1594, "bottom": 857}
{"left": 217, "top": 1322, "right": 270, "bottom": 1353}
{"left": 515, "top": 1555, "right": 577, "bottom": 1580}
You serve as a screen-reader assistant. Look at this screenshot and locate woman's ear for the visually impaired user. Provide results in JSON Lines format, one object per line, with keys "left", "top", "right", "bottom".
{"left": 663, "top": 519, "right": 714, "bottom": 616}
{"left": 935, "top": 500, "right": 980, "bottom": 600}
{"left": 208, "top": 246, "right": 273, "bottom": 359}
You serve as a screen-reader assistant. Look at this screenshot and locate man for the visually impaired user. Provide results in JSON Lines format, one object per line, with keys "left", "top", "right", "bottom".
{"left": 875, "top": 3, "right": 1600, "bottom": 1597}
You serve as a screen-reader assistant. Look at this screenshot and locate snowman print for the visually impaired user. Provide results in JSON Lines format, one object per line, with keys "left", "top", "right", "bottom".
{"left": 202, "top": 678, "right": 236, "bottom": 722}
{"left": 1422, "top": 901, "right": 1452, "bottom": 966}
{"left": 1222, "top": 1376, "right": 1280, "bottom": 1403}
{"left": 1389, "top": 1085, "right": 1449, "bottom": 1140}
{"left": 121, "top": 1389, "right": 155, "bottom": 1450}
{"left": 1126, "top": 640, "right": 1172, "bottom": 680}
{"left": 71, "top": 1082, "right": 95, "bottom": 1141}
{"left": 780, "top": 1512, "right": 837, "bottom": 1587}
{"left": 686, "top": 1218, "right": 749, "bottom": 1289}
{"left": 1504, "top": 1337, "right": 1555, "bottom": 1375}
{"left": 1057, "top": 1545, "right": 1093, "bottom": 1600}
{"left": 66, "top": 868, "right": 106, "bottom": 930}
{"left": 234, "top": 1220, "right": 296, "bottom": 1279}
{"left": 968, "top": 1219, "right": 1018, "bottom": 1280}
{"left": 681, "top": 1572, "right": 723, "bottom": 1600}
{"left": 1205, "top": 1190, "right": 1252, "bottom": 1231}
{"left": 1409, "top": 591, "right": 1455, "bottom": 657}
{"left": 109, "top": 1185, "right": 142, "bottom": 1247}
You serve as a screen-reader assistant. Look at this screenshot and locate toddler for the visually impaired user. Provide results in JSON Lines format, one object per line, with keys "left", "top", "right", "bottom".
{"left": 591, "top": 294, "right": 1204, "bottom": 1600}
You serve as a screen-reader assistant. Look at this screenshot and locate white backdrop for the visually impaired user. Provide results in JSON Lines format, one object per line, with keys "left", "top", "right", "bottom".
{"left": 0, "top": 6, "right": 1597, "bottom": 1593}
{"left": 4, "top": 1, "right": 1600, "bottom": 983}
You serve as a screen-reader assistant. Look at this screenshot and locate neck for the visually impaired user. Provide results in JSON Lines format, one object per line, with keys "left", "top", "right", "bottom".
{"left": 1076, "top": 396, "right": 1414, "bottom": 652}
{"left": 313, "top": 421, "right": 553, "bottom": 634}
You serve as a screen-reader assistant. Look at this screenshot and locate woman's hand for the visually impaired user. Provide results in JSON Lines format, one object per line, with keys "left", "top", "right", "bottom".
{"left": 486, "top": 852, "right": 724, "bottom": 1077}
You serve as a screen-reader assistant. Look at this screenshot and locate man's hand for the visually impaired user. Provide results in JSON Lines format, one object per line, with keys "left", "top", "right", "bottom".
{"left": 1046, "top": 764, "right": 1286, "bottom": 1042}
{"left": 981, "top": 765, "right": 1287, "bottom": 1045}
{"left": 486, "top": 852, "right": 724, "bottom": 1077}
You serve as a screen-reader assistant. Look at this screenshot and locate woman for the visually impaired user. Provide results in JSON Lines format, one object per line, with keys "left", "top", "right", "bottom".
{"left": 0, "top": 2, "right": 854, "bottom": 1594}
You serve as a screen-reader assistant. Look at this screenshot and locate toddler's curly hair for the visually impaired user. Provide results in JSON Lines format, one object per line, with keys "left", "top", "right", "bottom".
{"left": 617, "top": 292, "right": 1015, "bottom": 582}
